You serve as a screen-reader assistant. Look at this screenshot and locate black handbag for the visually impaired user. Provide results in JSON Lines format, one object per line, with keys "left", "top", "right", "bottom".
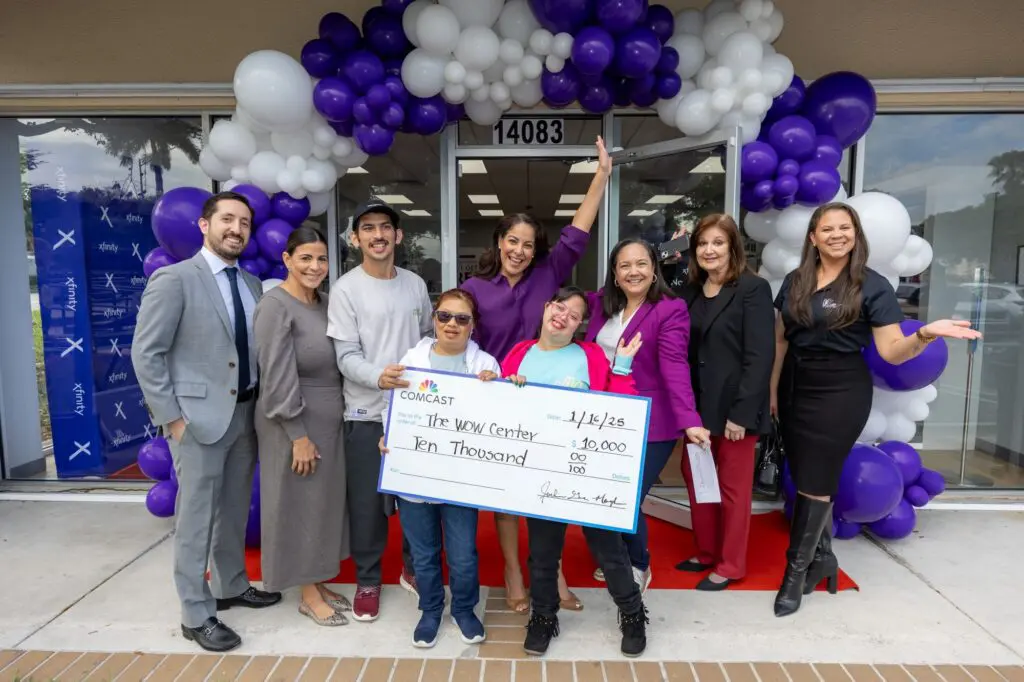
{"left": 753, "top": 417, "right": 785, "bottom": 498}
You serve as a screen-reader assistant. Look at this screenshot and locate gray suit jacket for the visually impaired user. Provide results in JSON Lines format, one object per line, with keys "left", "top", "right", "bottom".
{"left": 132, "top": 252, "right": 263, "bottom": 445}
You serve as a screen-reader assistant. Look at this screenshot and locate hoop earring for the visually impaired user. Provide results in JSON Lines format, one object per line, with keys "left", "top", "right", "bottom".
{"left": 653, "top": 275, "right": 658, "bottom": 283}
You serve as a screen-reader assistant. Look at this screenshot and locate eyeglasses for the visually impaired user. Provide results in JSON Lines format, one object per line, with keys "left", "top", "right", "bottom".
{"left": 549, "top": 301, "right": 583, "bottom": 324}
{"left": 433, "top": 310, "right": 473, "bottom": 326}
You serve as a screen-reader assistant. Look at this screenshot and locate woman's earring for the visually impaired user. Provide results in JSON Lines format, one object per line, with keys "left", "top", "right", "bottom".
{"left": 653, "top": 275, "right": 658, "bottom": 283}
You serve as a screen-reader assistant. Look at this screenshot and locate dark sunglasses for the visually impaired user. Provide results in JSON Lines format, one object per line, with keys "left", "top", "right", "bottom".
{"left": 433, "top": 310, "right": 472, "bottom": 326}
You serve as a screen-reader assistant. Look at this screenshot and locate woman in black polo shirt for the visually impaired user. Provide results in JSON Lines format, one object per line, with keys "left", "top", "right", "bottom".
{"left": 769, "top": 202, "right": 980, "bottom": 618}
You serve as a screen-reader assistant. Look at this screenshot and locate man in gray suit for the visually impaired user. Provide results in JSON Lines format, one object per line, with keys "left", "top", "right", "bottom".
{"left": 133, "top": 191, "right": 281, "bottom": 652}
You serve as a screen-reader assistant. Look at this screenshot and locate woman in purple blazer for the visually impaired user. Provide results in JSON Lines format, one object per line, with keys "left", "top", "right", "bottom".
{"left": 584, "top": 238, "right": 710, "bottom": 592}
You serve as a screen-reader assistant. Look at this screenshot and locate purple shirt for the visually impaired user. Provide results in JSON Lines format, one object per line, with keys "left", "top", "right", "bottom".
{"left": 461, "top": 225, "right": 590, "bottom": 361}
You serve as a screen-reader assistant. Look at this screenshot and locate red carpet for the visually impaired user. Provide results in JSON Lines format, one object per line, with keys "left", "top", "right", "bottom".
{"left": 244, "top": 511, "right": 857, "bottom": 592}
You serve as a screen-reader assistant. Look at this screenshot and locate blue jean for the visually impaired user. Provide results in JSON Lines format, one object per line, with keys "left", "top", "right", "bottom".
{"left": 623, "top": 440, "right": 677, "bottom": 572}
{"left": 398, "top": 499, "right": 479, "bottom": 616}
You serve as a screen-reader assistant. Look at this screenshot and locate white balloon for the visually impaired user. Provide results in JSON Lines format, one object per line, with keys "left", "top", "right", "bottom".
{"left": 702, "top": 12, "right": 748, "bottom": 57}
{"left": 233, "top": 50, "right": 314, "bottom": 132}
{"left": 253, "top": 132, "right": 274, "bottom": 152}
{"left": 497, "top": 0, "right": 541, "bottom": 44}
{"left": 767, "top": 278, "right": 784, "bottom": 300}
{"left": 271, "top": 129, "right": 315, "bottom": 160}
{"left": 909, "top": 240, "right": 934, "bottom": 275}
{"left": 332, "top": 137, "right": 354, "bottom": 159}
{"left": 675, "top": 89, "right": 721, "bottom": 136}
{"left": 832, "top": 185, "right": 849, "bottom": 202}
{"left": 520, "top": 55, "right": 543, "bottom": 80}
{"left": 233, "top": 105, "right": 270, "bottom": 135}
{"left": 456, "top": 26, "right": 501, "bottom": 72}
{"left": 209, "top": 119, "right": 258, "bottom": 167}
{"left": 464, "top": 70, "right": 485, "bottom": 90}
{"left": 674, "top": 9, "right": 704, "bottom": 36}
{"left": 483, "top": 59, "right": 507, "bottom": 83}
{"left": 445, "top": 60, "right": 467, "bottom": 84}
{"left": 739, "top": 117, "right": 761, "bottom": 144}
{"left": 656, "top": 90, "right": 686, "bottom": 127}
{"left": 471, "top": 85, "right": 492, "bottom": 102}
{"left": 403, "top": 0, "right": 432, "bottom": 48}
{"left": 529, "top": 29, "right": 554, "bottom": 56}
{"left": 736, "top": 68, "right": 764, "bottom": 95}
{"left": 761, "top": 53, "right": 795, "bottom": 97}
{"left": 490, "top": 81, "right": 511, "bottom": 103}
{"left": 417, "top": 5, "right": 462, "bottom": 56}
{"left": 439, "top": 0, "right": 504, "bottom": 28}
{"left": 444, "top": 82, "right": 469, "bottom": 103}
{"left": 919, "top": 384, "right": 939, "bottom": 404}
{"left": 464, "top": 97, "right": 503, "bottom": 126}
{"left": 767, "top": 11, "right": 785, "bottom": 43}
{"left": 857, "top": 409, "right": 887, "bottom": 443}
{"left": 311, "top": 123, "right": 337, "bottom": 149}
{"left": 749, "top": 17, "right": 774, "bottom": 43}
{"left": 776, "top": 204, "right": 815, "bottom": 249}
{"left": 401, "top": 49, "right": 449, "bottom": 98}
{"left": 247, "top": 150, "right": 286, "bottom": 194}
{"left": 552, "top": 33, "right": 574, "bottom": 59}
{"left": 221, "top": 179, "right": 240, "bottom": 191}
{"left": 545, "top": 55, "right": 566, "bottom": 73}
{"left": 718, "top": 31, "right": 764, "bottom": 73}
{"left": 286, "top": 155, "right": 307, "bottom": 174}
{"left": 742, "top": 92, "right": 770, "bottom": 118}
{"left": 503, "top": 65, "right": 525, "bottom": 87}
{"left": 307, "top": 191, "right": 331, "bottom": 217}
{"left": 199, "top": 147, "right": 233, "bottom": 182}
{"left": 697, "top": 59, "right": 719, "bottom": 90}
{"left": 743, "top": 210, "right": 779, "bottom": 243}
{"left": 262, "top": 278, "right": 284, "bottom": 293}
{"left": 871, "top": 387, "right": 900, "bottom": 413}
{"left": 302, "top": 169, "right": 326, "bottom": 194}
{"left": 883, "top": 414, "right": 918, "bottom": 443}
{"left": 230, "top": 165, "right": 249, "bottom": 182}
{"left": 498, "top": 97, "right": 514, "bottom": 111}
{"left": 709, "top": 66, "right": 734, "bottom": 90}
{"left": 846, "top": 192, "right": 913, "bottom": 266}
{"left": 336, "top": 148, "right": 368, "bottom": 169}
{"left": 739, "top": 0, "right": 766, "bottom": 22}
{"left": 510, "top": 78, "right": 544, "bottom": 107}
{"left": 312, "top": 145, "right": 333, "bottom": 161}
{"left": 761, "top": 240, "right": 799, "bottom": 276}
{"left": 762, "top": 0, "right": 777, "bottom": 19}
{"left": 499, "top": 38, "right": 525, "bottom": 65}
{"left": 904, "top": 398, "right": 930, "bottom": 423}
{"left": 667, "top": 34, "right": 706, "bottom": 80}
{"left": 704, "top": 0, "right": 736, "bottom": 21}
{"left": 277, "top": 169, "right": 303, "bottom": 195}
{"left": 891, "top": 254, "right": 910, "bottom": 275}
{"left": 710, "top": 88, "right": 736, "bottom": 114}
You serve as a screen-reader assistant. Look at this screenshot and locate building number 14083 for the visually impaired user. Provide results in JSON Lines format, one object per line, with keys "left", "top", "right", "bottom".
{"left": 492, "top": 118, "right": 565, "bottom": 145}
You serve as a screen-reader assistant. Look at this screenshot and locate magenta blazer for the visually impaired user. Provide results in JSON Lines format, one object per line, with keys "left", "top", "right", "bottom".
{"left": 584, "top": 292, "right": 702, "bottom": 442}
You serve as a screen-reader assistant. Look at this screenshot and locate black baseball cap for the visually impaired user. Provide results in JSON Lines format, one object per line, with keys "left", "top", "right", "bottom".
{"left": 352, "top": 200, "right": 401, "bottom": 229}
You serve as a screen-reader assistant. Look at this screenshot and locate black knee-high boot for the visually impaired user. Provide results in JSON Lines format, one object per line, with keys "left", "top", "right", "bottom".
{"left": 774, "top": 495, "right": 833, "bottom": 617}
{"left": 803, "top": 519, "right": 838, "bottom": 595}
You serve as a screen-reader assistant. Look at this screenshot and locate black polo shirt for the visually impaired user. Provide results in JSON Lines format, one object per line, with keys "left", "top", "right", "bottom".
{"left": 774, "top": 268, "right": 904, "bottom": 353}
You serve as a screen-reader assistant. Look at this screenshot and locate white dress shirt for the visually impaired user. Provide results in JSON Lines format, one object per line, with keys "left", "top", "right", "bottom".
{"left": 596, "top": 309, "right": 637, "bottom": 364}
{"left": 200, "top": 247, "right": 257, "bottom": 390}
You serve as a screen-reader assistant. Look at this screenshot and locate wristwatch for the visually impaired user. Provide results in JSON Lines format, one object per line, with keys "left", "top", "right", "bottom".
{"left": 915, "top": 328, "right": 936, "bottom": 343}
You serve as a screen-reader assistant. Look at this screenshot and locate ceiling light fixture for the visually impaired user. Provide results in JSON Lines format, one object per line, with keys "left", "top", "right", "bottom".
{"left": 558, "top": 194, "right": 586, "bottom": 204}
{"left": 569, "top": 160, "right": 598, "bottom": 174}
{"left": 459, "top": 160, "right": 488, "bottom": 174}
{"left": 348, "top": 166, "right": 368, "bottom": 174}
{"left": 645, "top": 195, "right": 683, "bottom": 204}
{"left": 628, "top": 209, "right": 658, "bottom": 217}
{"left": 554, "top": 209, "right": 576, "bottom": 217}
{"left": 468, "top": 194, "right": 500, "bottom": 204}
{"left": 373, "top": 194, "right": 413, "bottom": 204}
{"left": 402, "top": 209, "right": 431, "bottom": 217}
{"left": 691, "top": 157, "right": 725, "bottom": 174}
{"left": 478, "top": 209, "right": 504, "bottom": 217}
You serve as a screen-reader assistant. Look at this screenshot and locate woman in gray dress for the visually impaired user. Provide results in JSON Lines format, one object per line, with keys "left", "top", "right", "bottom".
{"left": 254, "top": 225, "right": 350, "bottom": 626}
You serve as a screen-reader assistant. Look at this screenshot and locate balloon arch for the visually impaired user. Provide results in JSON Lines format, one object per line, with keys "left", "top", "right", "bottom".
{"left": 138, "top": 0, "right": 947, "bottom": 543}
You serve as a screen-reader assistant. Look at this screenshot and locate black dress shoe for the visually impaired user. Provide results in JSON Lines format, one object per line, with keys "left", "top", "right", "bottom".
{"left": 216, "top": 586, "right": 282, "bottom": 610}
{"left": 674, "top": 558, "right": 714, "bottom": 573}
{"left": 181, "top": 617, "right": 241, "bottom": 652}
{"left": 696, "top": 575, "right": 736, "bottom": 591}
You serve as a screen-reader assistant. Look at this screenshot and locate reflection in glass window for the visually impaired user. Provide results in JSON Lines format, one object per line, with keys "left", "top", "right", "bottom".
{"left": 13, "top": 116, "right": 205, "bottom": 480}
{"left": 863, "top": 113, "right": 1024, "bottom": 489}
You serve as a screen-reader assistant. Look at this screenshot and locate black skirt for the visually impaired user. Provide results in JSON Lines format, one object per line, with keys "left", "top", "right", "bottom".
{"left": 779, "top": 348, "right": 873, "bottom": 497}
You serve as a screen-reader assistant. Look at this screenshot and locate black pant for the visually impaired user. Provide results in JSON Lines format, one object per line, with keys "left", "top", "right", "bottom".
{"left": 344, "top": 420, "right": 414, "bottom": 585}
{"left": 526, "top": 517, "right": 642, "bottom": 618}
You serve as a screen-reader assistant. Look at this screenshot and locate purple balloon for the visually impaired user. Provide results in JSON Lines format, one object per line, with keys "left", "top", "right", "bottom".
{"left": 407, "top": 96, "right": 447, "bottom": 135}
{"left": 656, "top": 46, "right": 679, "bottom": 74}
{"left": 354, "top": 123, "right": 396, "bottom": 155}
{"left": 528, "top": 0, "right": 594, "bottom": 34}
{"left": 541, "top": 62, "right": 581, "bottom": 106}
{"left": 352, "top": 97, "right": 376, "bottom": 125}
{"left": 152, "top": 186, "right": 212, "bottom": 261}
{"left": 137, "top": 437, "right": 172, "bottom": 481}
{"left": 239, "top": 258, "right": 264, "bottom": 277}
{"left": 795, "top": 159, "right": 842, "bottom": 206}
{"left": 904, "top": 485, "right": 930, "bottom": 508}
{"left": 777, "top": 158, "right": 800, "bottom": 177}
{"left": 341, "top": 50, "right": 386, "bottom": 94}
{"left": 628, "top": 73, "right": 656, "bottom": 99}
{"left": 382, "top": 0, "right": 413, "bottom": 14}
{"left": 835, "top": 443, "right": 905, "bottom": 524}
{"left": 868, "top": 499, "right": 916, "bottom": 540}
{"left": 320, "top": 12, "right": 361, "bottom": 53}
{"left": 802, "top": 71, "right": 877, "bottom": 148}
{"left": 301, "top": 39, "right": 340, "bottom": 79}
{"left": 632, "top": 85, "right": 659, "bottom": 108}
{"left": 814, "top": 135, "right": 844, "bottom": 167}
{"left": 654, "top": 72, "right": 682, "bottom": 99}
{"left": 645, "top": 4, "right": 675, "bottom": 43}
{"left": 773, "top": 173, "right": 799, "bottom": 199}
{"left": 782, "top": 466, "right": 796, "bottom": 501}
{"left": 366, "top": 84, "right": 392, "bottom": 112}
{"left": 267, "top": 263, "right": 289, "bottom": 280}
{"left": 383, "top": 75, "right": 409, "bottom": 106}
{"left": 834, "top": 519, "right": 862, "bottom": 540}
{"left": 766, "top": 74, "right": 806, "bottom": 122}
{"left": 579, "top": 79, "right": 615, "bottom": 113}
{"left": 877, "top": 440, "right": 923, "bottom": 487}
{"left": 365, "top": 12, "right": 411, "bottom": 58}
{"left": 445, "top": 102, "right": 465, "bottom": 124}
{"left": 772, "top": 194, "right": 796, "bottom": 210}
{"left": 597, "top": 0, "right": 649, "bottom": 34}
{"left": 741, "top": 141, "right": 779, "bottom": 183}
{"left": 169, "top": 465, "right": 177, "bottom": 484}
{"left": 361, "top": 6, "right": 388, "bottom": 35}
{"left": 865, "top": 319, "right": 949, "bottom": 392}
{"left": 754, "top": 179, "right": 775, "bottom": 200}
{"left": 314, "top": 77, "right": 358, "bottom": 122}
{"left": 768, "top": 115, "right": 818, "bottom": 162}
{"left": 571, "top": 26, "right": 616, "bottom": 76}
{"left": 613, "top": 27, "right": 662, "bottom": 79}
{"left": 231, "top": 184, "right": 272, "bottom": 226}
{"left": 146, "top": 480, "right": 178, "bottom": 518}
{"left": 381, "top": 101, "right": 405, "bottom": 129}
{"left": 271, "top": 192, "right": 311, "bottom": 225}
{"left": 142, "top": 247, "right": 177, "bottom": 278}
{"left": 245, "top": 496, "right": 261, "bottom": 548}
{"left": 241, "top": 236, "right": 259, "bottom": 260}
{"left": 330, "top": 119, "right": 355, "bottom": 137}
{"left": 916, "top": 469, "right": 946, "bottom": 498}
{"left": 256, "top": 218, "right": 296, "bottom": 263}
{"left": 740, "top": 184, "right": 772, "bottom": 213}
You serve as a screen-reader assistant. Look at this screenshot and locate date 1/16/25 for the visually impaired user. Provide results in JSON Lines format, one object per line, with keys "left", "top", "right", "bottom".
{"left": 565, "top": 410, "right": 627, "bottom": 431}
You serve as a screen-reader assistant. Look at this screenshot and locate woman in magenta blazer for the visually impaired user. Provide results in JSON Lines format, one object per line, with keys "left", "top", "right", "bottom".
{"left": 584, "top": 238, "right": 710, "bottom": 592}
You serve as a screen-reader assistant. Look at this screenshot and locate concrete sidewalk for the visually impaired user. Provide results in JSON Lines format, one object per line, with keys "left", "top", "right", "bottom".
{"left": 1, "top": 499, "right": 1022, "bottom": 676}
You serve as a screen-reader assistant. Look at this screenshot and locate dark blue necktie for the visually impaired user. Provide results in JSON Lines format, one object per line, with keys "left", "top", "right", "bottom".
{"left": 224, "top": 267, "right": 250, "bottom": 393}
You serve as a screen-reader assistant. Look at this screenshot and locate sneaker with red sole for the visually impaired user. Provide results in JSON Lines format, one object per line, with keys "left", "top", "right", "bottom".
{"left": 352, "top": 585, "right": 381, "bottom": 622}
{"left": 399, "top": 569, "right": 418, "bottom": 596}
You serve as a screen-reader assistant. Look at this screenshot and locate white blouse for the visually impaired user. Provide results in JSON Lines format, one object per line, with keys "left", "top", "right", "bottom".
{"left": 595, "top": 308, "right": 637, "bottom": 364}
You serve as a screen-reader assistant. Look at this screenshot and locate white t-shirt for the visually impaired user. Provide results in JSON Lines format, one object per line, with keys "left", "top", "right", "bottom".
{"left": 595, "top": 308, "right": 637, "bottom": 364}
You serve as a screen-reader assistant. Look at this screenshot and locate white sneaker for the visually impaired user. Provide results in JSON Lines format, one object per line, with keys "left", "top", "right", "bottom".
{"left": 632, "top": 566, "right": 652, "bottom": 595}
{"left": 593, "top": 568, "right": 605, "bottom": 582}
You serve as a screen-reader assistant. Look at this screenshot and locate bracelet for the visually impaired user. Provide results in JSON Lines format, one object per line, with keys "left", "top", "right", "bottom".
{"left": 915, "top": 328, "right": 936, "bottom": 344}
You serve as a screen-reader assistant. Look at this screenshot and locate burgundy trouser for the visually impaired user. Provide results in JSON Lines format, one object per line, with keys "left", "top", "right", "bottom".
{"left": 679, "top": 434, "right": 758, "bottom": 580}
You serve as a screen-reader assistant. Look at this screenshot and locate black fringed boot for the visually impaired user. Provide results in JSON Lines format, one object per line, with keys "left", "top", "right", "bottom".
{"left": 774, "top": 495, "right": 833, "bottom": 617}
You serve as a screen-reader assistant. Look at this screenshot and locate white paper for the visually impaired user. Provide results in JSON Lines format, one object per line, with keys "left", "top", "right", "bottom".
{"left": 686, "top": 443, "right": 721, "bottom": 504}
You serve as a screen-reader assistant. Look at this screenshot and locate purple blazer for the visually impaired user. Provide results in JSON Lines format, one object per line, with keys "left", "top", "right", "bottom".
{"left": 584, "top": 292, "right": 702, "bottom": 442}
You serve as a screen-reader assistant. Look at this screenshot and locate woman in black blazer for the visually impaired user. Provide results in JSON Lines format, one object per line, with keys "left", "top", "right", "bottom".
{"left": 675, "top": 213, "right": 775, "bottom": 590}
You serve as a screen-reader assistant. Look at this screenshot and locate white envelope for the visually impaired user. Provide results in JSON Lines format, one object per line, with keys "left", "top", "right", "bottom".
{"left": 686, "top": 443, "right": 722, "bottom": 504}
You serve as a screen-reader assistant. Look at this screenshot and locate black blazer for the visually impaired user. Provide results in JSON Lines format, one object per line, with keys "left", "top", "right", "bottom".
{"left": 682, "top": 271, "right": 775, "bottom": 436}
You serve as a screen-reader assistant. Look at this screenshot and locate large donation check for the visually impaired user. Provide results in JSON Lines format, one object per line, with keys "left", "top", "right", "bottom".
{"left": 379, "top": 368, "right": 652, "bottom": 533}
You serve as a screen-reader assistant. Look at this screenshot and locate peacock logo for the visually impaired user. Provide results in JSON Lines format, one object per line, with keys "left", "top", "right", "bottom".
{"left": 418, "top": 379, "right": 438, "bottom": 394}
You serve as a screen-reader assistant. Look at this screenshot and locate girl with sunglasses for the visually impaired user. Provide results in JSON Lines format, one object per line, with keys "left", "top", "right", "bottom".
{"left": 500, "top": 287, "right": 648, "bottom": 658}
{"left": 379, "top": 289, "right": 500, "bottom": 648}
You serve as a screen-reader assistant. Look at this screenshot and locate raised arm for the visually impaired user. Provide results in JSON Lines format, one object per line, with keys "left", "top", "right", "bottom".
{"left": 570, "top": 136, "right": 612, "bottom": 235}
{"left": 131, "top": 267, "right": 184, "bottom": 428}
